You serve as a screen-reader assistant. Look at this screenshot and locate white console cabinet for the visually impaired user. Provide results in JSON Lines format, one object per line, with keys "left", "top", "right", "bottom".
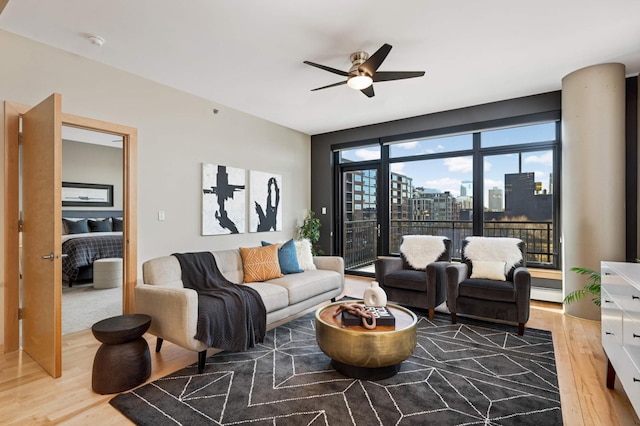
{"left": 601, "top": 261, "right": 640, "bottom": 415}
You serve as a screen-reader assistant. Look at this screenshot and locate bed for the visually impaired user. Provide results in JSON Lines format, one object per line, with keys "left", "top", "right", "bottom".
{"left": 61, "top": 211, "right": 123, "bottom": 286}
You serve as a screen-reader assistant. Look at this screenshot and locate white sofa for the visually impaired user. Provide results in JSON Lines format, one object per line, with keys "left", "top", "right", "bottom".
{"left": 136, "top": 248, "right": 344, "bottom": 372}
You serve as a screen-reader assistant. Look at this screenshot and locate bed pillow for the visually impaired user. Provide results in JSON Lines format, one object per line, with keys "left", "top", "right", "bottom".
{"left": 239, "top": 245, "right": 283, "bottom": 283}
{"left": 294, "top": 239, "right": 316, "bottom": 271}
{"left": 112, "top": 217, "right": 123, "bottom": 232}
{"left": 63, "top": 218, "right": 89, "bottom": 234}
{"left": 470, "top": 260, "right": 507, "bottom": 281}
{"left": 261, "top": 239, "right": 304, "bottom": 274}
{"left": 88, "top": 218, "right": 112, "bottom": 232}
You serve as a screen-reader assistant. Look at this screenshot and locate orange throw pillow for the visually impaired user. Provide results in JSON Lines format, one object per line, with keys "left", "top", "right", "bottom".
{"left": 240, "top": 245, "right": 283, "bottom": 283}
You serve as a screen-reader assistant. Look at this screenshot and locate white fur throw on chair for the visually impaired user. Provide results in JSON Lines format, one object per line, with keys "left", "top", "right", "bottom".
{"left": 464, "top": 237, "right": 523, "bottom": 271}
{"left": 400, "top": 235, "right": 447, "bottom": 269}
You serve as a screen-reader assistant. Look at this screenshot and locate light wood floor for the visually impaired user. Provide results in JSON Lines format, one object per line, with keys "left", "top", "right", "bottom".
{"left": 1, "top": 276, "right": 639, "bottom": 425}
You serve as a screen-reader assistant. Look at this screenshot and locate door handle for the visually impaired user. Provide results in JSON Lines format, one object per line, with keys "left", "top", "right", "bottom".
{"left": 42, "top": 253, "right": 68, "bottom": 260}
{"left": 377, "top": 224, "right": 381, "bottom": 237}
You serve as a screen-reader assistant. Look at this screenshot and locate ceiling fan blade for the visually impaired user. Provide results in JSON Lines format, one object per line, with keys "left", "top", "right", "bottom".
{"left": 373, "top": 71, "right": 425, "bottom": 82}
{"left": 304, "top": 61, "right": 350, "bottom": 77}
{"left": 311, "top": 80, "right": 347, "bottom": 91}
{"left": 361, "top": 85, "right": 375, "bottom": 98}
{"left": 359, "top": 43, "right": 392, "bottom": 76}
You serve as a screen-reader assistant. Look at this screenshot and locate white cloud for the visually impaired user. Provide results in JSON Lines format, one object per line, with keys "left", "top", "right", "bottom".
{"left": 355, "top": 149, "right": 380, "bottom": 161}
{"left": 396, "top": 141, "right": 418, "bottom": 150}
{"left": 391, "top": 163, "right": 405, "bottom": 174}
{"left": 443, "top": 157, "right": 472, "bottom": 173}
{"left": 484, "top": 160, "right": 492, "bottom": 172}
{"left": 524, "top": 151, "right": 553, "bottom": 166}
{"left": 484, "top": 178, "right": 502, "bottom": 189}
{"left": 424, "top": 177, "right": 461, "bottom": 197}
{"left": 436, "top": 144, "right": 445, "bottom": 150}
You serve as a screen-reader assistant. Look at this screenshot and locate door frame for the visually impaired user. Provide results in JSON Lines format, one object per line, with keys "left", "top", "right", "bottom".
{"left": 3, "top": 99, "right": 138, "bottom": 354}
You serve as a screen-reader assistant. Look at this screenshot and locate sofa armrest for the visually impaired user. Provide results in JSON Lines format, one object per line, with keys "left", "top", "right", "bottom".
{"left": 445, "top": 263, "right": 468, "bottom": 312}
{"left": 513, "top": 267, "right": 532, "bottom": 323}
{"left": 135, "top": 283, "right": 208, "bottom": 352}
{"left": 374, "top": 258, "right": 403, "bottom": 285}
{"left": 313, "top": 256, "right": 344, "bottom": 275}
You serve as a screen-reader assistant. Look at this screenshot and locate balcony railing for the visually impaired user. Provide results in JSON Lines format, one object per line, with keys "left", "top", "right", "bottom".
{"left": 343, "top": 219, "right": 555, "bottom": 270}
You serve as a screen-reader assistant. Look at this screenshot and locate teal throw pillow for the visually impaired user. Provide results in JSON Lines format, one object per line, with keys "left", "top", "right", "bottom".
{"left": 112, "top": 217, "right": 123, "bottom": 232}
{"left": 63, "top": 218, "right": 89, "bottom": 234}
{"left": 88, "top": 219, "right": 112, "bottom": 232}
{"left": 261, "top": 239, "right": 304, "bottom": 274}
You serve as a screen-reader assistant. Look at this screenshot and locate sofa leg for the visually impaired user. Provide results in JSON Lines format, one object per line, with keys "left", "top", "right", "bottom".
{"left": 518, "top": 323, "right": 525, "bottom": 336}
{"left": 155, "top": 338, "right": 163, "bottom": 353}
{"left": 331, "top": 297, "right": 336, "bottom": 303}
{"left": 198, "top": 350, "right": 207, "bottom": 373}
{"left": 451, "top": 313, "right": 457, "bottom": 324}
{"left": 428, "top": 309, "right": 435, "bottom": 320}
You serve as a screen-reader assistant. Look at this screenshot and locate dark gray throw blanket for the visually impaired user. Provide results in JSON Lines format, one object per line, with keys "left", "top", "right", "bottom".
{"left": 172, "top": 252, "right": 266, "bottom": 352}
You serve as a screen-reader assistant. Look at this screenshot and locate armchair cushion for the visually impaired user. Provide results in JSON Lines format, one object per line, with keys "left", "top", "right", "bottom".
{"left": 458, "top": 279, "right": 516, "bottom": 302}
{"left": 470, "top": 260, "right": 506, "bottom": 281}
{"left": 384, "top": 270, "right": 428, "bottom": 292}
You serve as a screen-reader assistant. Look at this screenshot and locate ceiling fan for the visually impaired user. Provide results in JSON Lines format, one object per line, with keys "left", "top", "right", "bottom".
{"left": 303, "top": 43, "right": 425, "bottom": 98}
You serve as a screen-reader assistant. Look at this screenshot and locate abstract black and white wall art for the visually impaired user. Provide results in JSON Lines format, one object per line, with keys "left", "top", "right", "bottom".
{"left": 249, "top": 170, "right": 282, "bottom": 232}
{"left": 202, "top": 163, "right": 246, "bottom": 235}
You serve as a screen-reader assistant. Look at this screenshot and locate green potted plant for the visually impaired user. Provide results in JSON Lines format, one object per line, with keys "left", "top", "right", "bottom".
{"left": 563, "top": 267, "right": 601, "bottom": 306}
{"left": 298, "top": 210, "right": 323, "bottom": 255}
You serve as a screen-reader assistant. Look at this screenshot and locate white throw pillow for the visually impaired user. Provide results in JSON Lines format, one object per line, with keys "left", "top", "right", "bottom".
{"left": 470, "top": 260, "right": 507, "bottom": 281}
{"left": 294, "top": 239, "right": 316, "bottom": 270}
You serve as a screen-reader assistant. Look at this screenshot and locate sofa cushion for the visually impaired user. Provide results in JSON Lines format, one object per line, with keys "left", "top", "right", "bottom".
{"left": 459, "top": 279, "right": 516, "bottom": 302}
{"left": 266, "top": 269, "right": 341, "bottom": 305}
{"left": 212, "top": 249, "right": 244, "bottom": 284}
{"left": 240, "top": 245, "right": 283, "bottom": 283}
{"left": 261, "top": 239, "right": 304, "bottom": 275}
{"left": 384, "top": 270, "right": 428, "bottom": 292}
{"left": 242, "top": 282, "right": 289, "bottom": 313}
{"left": 294, "top": 239, "right": 316, "bottom": 270}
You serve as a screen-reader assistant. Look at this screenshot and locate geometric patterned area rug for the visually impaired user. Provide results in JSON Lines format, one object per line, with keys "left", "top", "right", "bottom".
{"left": 110, "top": 309, "right": 562, "bottom": 425}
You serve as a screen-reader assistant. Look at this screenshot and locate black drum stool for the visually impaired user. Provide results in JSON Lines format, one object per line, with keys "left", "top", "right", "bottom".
{"left": 91, "top": 314, "right": 151, "bottom": 394}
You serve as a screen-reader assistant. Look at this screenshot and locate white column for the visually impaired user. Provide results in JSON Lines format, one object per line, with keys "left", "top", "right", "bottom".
{"left": 562, "top": 63, "right": 626, "bottom": 320}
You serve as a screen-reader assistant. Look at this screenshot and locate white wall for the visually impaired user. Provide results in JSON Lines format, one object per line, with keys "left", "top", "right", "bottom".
{"left": 0, "top": 30, "right": 311, "bottom": 349}
{"left": 62, "top": 140, "right": 123, "bottom": 212}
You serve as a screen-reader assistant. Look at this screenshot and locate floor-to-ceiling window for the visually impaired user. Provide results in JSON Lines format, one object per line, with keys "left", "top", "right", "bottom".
{"left": 335, "top": 118, "right": 560, "bottom": 274}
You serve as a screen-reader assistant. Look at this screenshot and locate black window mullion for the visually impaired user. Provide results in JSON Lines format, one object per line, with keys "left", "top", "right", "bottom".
{"left": 472, "top": 133, "right": 483, "bottom": 236}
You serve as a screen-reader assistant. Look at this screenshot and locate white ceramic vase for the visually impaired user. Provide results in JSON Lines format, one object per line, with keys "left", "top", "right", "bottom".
{"left": 363, "top": 281, "right": 387, "bottom": 307}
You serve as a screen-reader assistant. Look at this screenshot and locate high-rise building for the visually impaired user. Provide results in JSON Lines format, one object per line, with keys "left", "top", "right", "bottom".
{"left": 488, "top": 187, "right": 504, "bottom": 211}
{"left": 390, "top": 172, "right": 412, "bottom": 221}
{"left": 460, "top": 180, "right": 473, "bottom": 197}
{"left": 504, "top": 172, "right": 552, "bottom": 221}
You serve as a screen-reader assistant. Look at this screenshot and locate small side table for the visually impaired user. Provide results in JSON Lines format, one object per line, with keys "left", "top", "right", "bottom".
{"left": 91, "top": 314, "right": 152, "bottom": 394}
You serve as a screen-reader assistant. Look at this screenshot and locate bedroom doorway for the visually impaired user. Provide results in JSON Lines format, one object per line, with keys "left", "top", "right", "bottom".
{"left": 60, "top": 127, "right": 124, "bottom": 335}
{"left": 3, "top": 94, "right": 138, "bottom": 378}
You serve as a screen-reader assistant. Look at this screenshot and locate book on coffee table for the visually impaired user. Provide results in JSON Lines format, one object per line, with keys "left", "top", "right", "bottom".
{"left": 342, "top": 305, "right": 396, "bottom": 327}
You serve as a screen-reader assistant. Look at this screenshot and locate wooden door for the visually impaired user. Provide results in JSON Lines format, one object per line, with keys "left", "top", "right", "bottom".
{"left": 21, "top": 93, "right": 63, "bottom": 378}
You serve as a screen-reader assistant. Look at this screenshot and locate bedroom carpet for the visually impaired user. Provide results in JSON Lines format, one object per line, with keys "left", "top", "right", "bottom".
{"left": 110, "top": 308, "right": 562, "bottom": 425}
{"left": 62, "top": 283, "right": 122, "bottom": 334}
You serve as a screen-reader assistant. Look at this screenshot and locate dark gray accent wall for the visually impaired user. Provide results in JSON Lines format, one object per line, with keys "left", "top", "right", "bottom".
{"left": 311, "top": 91, "right": 562, "bottom": 255}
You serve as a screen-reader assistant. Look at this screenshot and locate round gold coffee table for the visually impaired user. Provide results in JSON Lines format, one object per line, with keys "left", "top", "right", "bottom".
{"left": 315, "top": 301, "right": 417, "bottom": 380}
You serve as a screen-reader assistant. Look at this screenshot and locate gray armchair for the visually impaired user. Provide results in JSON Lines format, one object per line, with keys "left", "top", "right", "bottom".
{"left": 446, "top": 237, "right": 531, "bottom": 335}
{"left": 375, "top": 236, "right": 452, "bottom": 320}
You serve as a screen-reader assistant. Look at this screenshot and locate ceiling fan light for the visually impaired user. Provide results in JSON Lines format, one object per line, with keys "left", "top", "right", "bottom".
{"left": 347, "top": 75, "right": 373, "bottom": 90}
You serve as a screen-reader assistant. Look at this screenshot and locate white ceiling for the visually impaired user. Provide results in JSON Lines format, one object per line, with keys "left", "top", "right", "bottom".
{"left": 2, "top": 0, "right": 640, "bottom": 136}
